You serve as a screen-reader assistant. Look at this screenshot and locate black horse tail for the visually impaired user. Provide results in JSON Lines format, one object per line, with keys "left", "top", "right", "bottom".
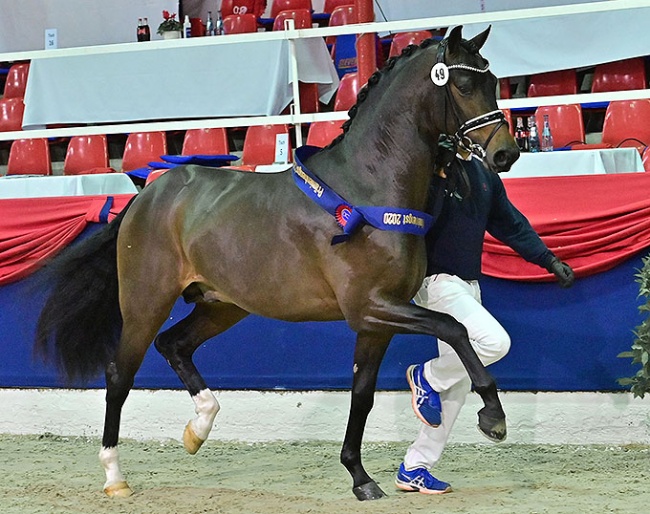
{"left": 34, "top": 197, "right": 136, "bottom": 384}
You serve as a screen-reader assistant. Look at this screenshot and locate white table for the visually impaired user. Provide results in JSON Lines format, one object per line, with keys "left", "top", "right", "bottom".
{"left": 502, "top": 148, "right": 644, "bottom": 178}
{"left": 0, "top": 173, "right": 138, "bottom": 199}
{"left": 23, "top": 37, "right": 339, "bottom": 128}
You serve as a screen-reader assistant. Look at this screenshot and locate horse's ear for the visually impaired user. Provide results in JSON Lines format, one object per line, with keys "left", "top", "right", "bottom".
{"left": 446, "top": 25, "right": 463, "bottom": 56}
{"left": 469, "top": 25, "right": 491, "bottom": 51}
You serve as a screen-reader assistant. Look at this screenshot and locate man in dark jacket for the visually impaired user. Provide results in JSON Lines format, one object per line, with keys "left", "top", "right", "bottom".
{"left": 395, "top": 138, "right": 574, "bottom": 494}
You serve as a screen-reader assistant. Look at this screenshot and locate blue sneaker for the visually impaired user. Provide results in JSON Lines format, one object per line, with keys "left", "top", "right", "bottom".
{"left": 395, "top": 463, "right": 451, "bottom": 494}
{"left": 406, "top": 364, "right": 442, "bottom": 427}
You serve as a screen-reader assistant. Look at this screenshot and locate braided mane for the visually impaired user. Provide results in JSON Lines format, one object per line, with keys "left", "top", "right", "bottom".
{"left": 326, "top": 37, "right": 439, "bottom": 149}
{"left": 326, "top": 36, "right": 483, "bottom": 149}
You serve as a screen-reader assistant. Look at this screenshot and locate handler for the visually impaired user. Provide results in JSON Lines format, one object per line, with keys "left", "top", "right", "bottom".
{"left": 395, "top": 137, "right": 575, "bottom": 494}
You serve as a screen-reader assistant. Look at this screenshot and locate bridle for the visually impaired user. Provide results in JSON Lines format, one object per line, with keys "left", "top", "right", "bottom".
{"left": 433, "top": 38, "right": 508, "bottom": 160}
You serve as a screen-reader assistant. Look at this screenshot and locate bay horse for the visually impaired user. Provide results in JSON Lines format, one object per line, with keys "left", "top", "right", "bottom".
{"left": 35, "top": 25, "right": 519, "bottom": 500}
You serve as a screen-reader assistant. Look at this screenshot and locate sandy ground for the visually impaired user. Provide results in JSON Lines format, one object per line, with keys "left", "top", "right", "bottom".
{"left": 0, "top": 434, "right": 647, "bottom": 514}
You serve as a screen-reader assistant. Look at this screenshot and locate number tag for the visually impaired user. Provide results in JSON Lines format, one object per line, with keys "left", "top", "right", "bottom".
{"left": 45, "top": 28, "right": 58, "bottom": 50}
{"left": 430, "top": 63, "right": 449, "bottom": 86}
{"left": 275, "top": 133, "right": 289, "bottom": 164}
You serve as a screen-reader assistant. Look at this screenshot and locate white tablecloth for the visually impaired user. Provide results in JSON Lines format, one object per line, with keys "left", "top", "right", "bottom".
{"left": 0, "top": 173, "right": 138, "bottom": 199}
{"left": 375, "top": 1, "right": 650, "bottom": 79}
{"left": 503, "top": 148, "right": 644, "bottom": 178}
{"left": 22, "top": 38, "right": 339, "bottom": 129}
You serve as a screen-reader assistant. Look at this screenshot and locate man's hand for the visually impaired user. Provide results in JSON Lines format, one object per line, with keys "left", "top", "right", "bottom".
{"left": 547, "top": 257, "right": 575, "bottom": 288}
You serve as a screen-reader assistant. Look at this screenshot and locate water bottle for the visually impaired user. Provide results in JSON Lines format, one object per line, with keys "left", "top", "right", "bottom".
{"left": 541, "top": 114, "right": 554, "bottom": 152}
{"left": 183, "top": 15, "right": 192, "bottom": 38}
{"left": 514, "top": 116, "right": 529, "bottom": 152}
{"left": 206, "top": 11, "right": 215, "bottom": 36}
{"left": 215, "top": 9, "right": 224, "bottom": 35}
{"left": 528, "top": 116, "right": 540, "bottom": 153}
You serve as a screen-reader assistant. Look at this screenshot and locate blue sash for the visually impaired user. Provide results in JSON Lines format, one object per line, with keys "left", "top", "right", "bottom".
{"left": 293, "top": 146, "right": 434, "bottom": 245}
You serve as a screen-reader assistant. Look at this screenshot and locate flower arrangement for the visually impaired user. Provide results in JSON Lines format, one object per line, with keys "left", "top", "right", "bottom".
{"left": 157, "top": 10, "right": 183, "bottom": 35}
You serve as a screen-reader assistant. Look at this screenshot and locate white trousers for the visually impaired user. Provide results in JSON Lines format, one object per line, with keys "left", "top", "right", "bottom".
{"left": 403, "top": 273, "right": 511, "bottom": 470}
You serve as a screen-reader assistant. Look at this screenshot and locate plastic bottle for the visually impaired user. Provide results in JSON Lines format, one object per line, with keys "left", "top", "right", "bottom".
{"left": 137, "top": 18, "right": 144, "bottom": 42}
{"left": 215, "top": 9, "right": 224, "bottom": 35}
{"left": 142, "top": 17, "right": 151, "bottom": 41}
{"left": 514, "top": 116, "right": 529, "bottom": 152}
{"left": 183, "top": 15, "right": 192, "bottom": 38}
{"left": 541, "top": 114, "right": 554, "bottom": 152}
{"left": 206, "top": 11, "right": 215, "bottom": 36}
{"left": 528, "top": 116, "right": 540, "bottom": 153}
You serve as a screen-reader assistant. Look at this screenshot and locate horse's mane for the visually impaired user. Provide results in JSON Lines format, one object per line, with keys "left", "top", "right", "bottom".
{"left": 326, "top": 36, "right": 482, "bottom": 149}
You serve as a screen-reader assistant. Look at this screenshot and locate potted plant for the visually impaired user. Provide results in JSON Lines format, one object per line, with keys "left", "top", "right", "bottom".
{"left": 157, "top": 10, "right": 183, "bottom": 39}
{"left": 618, "top": 253, "right": 650, "bottom": 397}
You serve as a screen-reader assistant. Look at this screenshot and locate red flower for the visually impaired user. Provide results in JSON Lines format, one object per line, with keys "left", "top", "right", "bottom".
{"left": 162, "top": 10, "right": 177, "bottom": 21}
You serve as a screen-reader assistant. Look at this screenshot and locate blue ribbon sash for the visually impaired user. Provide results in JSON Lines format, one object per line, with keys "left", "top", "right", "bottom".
{"left": 293, "top": 145, "right": 434, "bottom": 244}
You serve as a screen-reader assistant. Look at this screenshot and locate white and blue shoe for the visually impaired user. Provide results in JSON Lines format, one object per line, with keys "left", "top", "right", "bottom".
{"left": 406, "top": 363, "right": 442, "bottom": 427}
{"left": 395, "top": 463, "right": 452, "bottom": 494}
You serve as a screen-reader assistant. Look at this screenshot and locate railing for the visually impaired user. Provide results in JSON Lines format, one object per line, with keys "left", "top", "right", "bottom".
{"left": 1, "top": 0, "right": 649, "bottom": 145}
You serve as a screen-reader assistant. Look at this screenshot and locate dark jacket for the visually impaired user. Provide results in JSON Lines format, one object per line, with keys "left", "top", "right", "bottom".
{"left": 425, "top": 157, "right": 555, "bottom": 280}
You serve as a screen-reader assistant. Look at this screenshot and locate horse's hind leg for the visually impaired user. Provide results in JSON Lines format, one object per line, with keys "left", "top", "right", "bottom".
{"left": 341, "top": 332, "right": 391, "bottom": 500}
{"left": 99, "top": 301, "right": 177, "bottom": 497}
{"left": 154, "top": 301, "right": 249, "bottom": 454}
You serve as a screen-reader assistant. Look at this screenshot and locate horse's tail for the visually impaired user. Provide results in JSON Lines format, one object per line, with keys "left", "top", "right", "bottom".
{"left": 34, "top": 197, "right": 136, "bottom": 384}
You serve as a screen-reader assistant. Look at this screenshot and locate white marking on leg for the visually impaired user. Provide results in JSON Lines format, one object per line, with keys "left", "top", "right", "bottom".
{"left": 188, "top": 389, "right": 220, "bottom": 441}
{"left": 99, "top": 446, "right": 126, "bottom": 489}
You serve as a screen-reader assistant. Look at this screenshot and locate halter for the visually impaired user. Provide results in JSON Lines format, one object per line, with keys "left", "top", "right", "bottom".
{"left": 433, "top": 38, "right": 507, "bottom": 159}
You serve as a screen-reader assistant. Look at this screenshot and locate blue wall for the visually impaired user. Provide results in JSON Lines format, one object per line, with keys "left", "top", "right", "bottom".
{"left": 0, "top": 227, "right": 644, "bottom": 392}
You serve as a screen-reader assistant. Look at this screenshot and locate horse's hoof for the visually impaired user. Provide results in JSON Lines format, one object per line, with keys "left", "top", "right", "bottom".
{"left": 477, "top": 412, "right": 507, "bottom": 443}
{"left": 353, "top": 481, "right": 387, "bottom": 501}
{"left": 183, "top": 421, "right": 205, "bottom": 455}
{"left": 104, "top": 481, "right": 133, "bottom": 498}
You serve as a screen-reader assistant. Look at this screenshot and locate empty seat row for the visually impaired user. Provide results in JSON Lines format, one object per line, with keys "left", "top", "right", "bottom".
{"left": 500, "top": 57, "right": 648, "bottom": 99}
{"left": 504, "top": 99, "right": 650, "bottom": 151}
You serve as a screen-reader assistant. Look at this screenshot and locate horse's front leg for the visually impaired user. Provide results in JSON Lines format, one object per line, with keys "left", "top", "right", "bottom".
{"left": 341, "top": 332, "right": 391, "bottom": 501}
{"left": 368, "top": 301, "right": 506, "bottom": 443}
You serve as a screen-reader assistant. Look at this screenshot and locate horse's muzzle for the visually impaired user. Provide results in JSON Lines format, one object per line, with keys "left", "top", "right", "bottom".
{"left": 489, "top": 146, "right": 520, "bottom": 173}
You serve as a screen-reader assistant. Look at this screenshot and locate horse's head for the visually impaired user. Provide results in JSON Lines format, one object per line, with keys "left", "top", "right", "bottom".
{"left": 430, "top": 25, "right": 519, "bottom": 172}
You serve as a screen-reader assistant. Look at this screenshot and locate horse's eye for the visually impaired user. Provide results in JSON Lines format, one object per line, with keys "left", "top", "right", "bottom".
{"left": 456, "top": 83, "right": 473, "bottom": 96}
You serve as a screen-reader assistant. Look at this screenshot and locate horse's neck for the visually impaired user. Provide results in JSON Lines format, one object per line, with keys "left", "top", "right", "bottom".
{"left": 311, "top": 119, "right": 437, "bottom": 211}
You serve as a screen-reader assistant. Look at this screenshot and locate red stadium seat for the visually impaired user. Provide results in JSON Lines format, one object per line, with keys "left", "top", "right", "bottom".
{"left": 270, "top": 0, "right": 311, "bottom": 18}
{"left": 642, "top": 147, "right": 650, "bottom": 172}
{"left": 221, "top": 0, "right": 268, "bottom": 18}
{"left": 591, "top": 58, "right": 647, "bottom": 93}
{"left": 3, "top": 62, "right": 30, "bottom": 99}
{"left": 306, "top": 119, "right": 345, "bottom": 147}
{"left": 389, "top": 30, "right": 432, "bottom": 58}
{"left": 601, "top": 99, "right": 650, "bottom": 149}
{"left": 499, "top": 78, "right": 512, "bottom": 99}
{"left": 7, "top": 138, "right": 52, "bottom": 176}
{"left": 64, "top": 134, "right": 113, "bottom": 175}
{"left": 326, "top": 4, "right": 357, "bottom": 45}
{"left": 241, "top": 124, "right": 292, "bottom": 167}
{"left": 0, "top": 97, "right": 25, "bottom": 132}
{"left": 535, "top": 104, "right": 586, "bottom": 148}
{"left": 502, "top": 109, "right": 514, "bottom": 136}
{"left": 182, "top": 128, "right": 230, "bottom": 155}
{"left": 272, "top": 8, "right": 312, "bottom": 30}
{"left": 323, "top": 0, "right": 353, "bottom": 14}
{"left": 333, "top": 72, "right": 360, "bottom": 111}
{"left": 121, "top": 131, "right": 168, "bottom": 172}
{"left": 527, "top": 69, "right": 578, "bottom": 97}
{"left": 144, "top": 169, "right": 169, "bottom": 186}
{"left": 223, "top": 13, "right": 258, "bottom": 34}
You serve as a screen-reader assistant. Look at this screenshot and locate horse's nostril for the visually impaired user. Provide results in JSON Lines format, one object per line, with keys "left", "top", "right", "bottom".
{"left": 493, "top": 148, "right": 519, "bottom": 171}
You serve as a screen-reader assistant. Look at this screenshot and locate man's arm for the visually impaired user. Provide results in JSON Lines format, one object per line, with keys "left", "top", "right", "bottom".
{"left": 486, "top": 174, "right": 574, "bottom": 287}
